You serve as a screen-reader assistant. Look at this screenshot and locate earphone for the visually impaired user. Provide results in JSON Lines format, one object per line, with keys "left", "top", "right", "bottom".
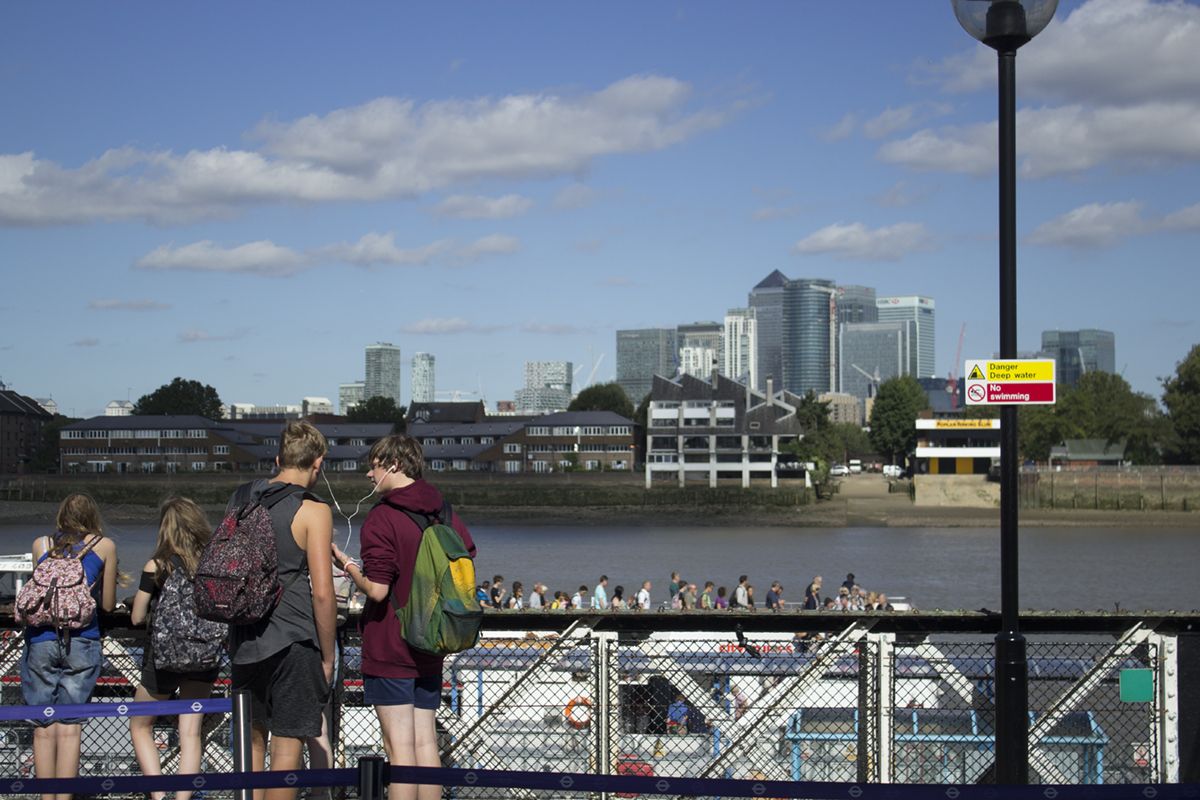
{"left": 321, "top": 462, "right": 398, "bottom": 550}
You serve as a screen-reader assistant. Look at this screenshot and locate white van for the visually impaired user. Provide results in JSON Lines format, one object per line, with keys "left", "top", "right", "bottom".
{"left": 848, "top": 459, "right": 862, "bottom": 474}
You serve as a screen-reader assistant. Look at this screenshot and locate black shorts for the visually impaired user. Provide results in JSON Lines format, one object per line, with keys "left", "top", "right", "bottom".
{"left": 231, "top": 642, "right": 329, "bottom": 739}
{"left": 141, "top": 663, "right": 220, "bottom": 698}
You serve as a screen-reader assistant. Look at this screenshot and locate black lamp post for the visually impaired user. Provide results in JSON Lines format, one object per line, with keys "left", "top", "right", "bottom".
{"left": 950, "top": 0, "right": 1058, "bottom": 785}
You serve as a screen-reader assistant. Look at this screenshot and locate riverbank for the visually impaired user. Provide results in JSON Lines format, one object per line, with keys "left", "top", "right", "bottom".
{"left": 1, "top": 498, "right": 1196, "bottom": 528}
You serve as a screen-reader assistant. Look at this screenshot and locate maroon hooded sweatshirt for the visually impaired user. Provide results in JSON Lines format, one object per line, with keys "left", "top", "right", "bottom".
{"left": 358, "top": 479, "right": 477, "bottom": 678}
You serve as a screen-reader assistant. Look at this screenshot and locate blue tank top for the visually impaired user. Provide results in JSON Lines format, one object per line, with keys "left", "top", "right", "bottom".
{"left": 25, "top": 535, "right": 106, "bottom": 644}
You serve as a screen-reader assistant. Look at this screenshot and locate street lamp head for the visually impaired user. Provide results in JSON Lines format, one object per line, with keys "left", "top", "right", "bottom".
{"left": 951, "top": 0, "right": 1058, "bottom": 51}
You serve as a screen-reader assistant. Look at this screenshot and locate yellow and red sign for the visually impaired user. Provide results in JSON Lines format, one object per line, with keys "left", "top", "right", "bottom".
{"left": 964, "top": 359, "right": 1056, "bottom": 405}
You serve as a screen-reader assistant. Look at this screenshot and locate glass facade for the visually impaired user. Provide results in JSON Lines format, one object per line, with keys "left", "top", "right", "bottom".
{"left": 839, "top": 321, "right": 911, "bottom": 400}
{"left": 876, "top": 296, "right": 936, "bottom": 378}
{"left": 616, "top": 328, "right": 677, "bottom": 404}
{"left": 364, "top": 342, "right": 402, "bottom": 405}
{"left": 749, "top": 270, "right": 786, "bottom": 393}
{"left": 1041, "top": 329, "right": 1115, "bottom": 388}
{"left": 781, "top": 277, "right": 836, "bottom": 395}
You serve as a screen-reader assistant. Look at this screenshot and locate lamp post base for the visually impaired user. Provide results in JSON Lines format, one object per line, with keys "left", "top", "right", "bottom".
{"left": 994, "top": 630, "right": 1030, "bottom": 783}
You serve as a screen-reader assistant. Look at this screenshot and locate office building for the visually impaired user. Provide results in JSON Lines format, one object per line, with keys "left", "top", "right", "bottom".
{"left": 876, "top": 296, "right": 935, "bottom": 378}
{"left": 364, "top": 342, "right": 402, "bottom": 405}
{"left": 836, "top": 285, "right": 878, "bottom": 325}
{"left": 411, "top": 353, "right": 436, "bottom": 404}
{"left": 616, "top": 328, "right": 678, "bottom": 404}
{"left": 302, "top": 397, "right": 333, "bottom": 416}
{"left": 515, "top": 361, "right": 573, "bottom": 413}
{"left": 1041, "top": 329, "right": 1115, "bottom": 388}
{"left": 723, "top": 308, "right": 758, "bottom": 388}
{"left": 677, "top": 322, "right": 723, "bottom": 373}
{"left": 105, "top": 401, "right": 134, "bottom": 417}
{"left": 749, "top": 270, "right": 787, "bottom": 393}
{"left": 819, "top": 392, "right": 862, "bottom": 426}
{"left": 339, "top": 381, "right": 365, "bottom": 414}
{"left": 839, "top": 321, "right": 912, "bottom": 401}
{"left": 781, "top": 277, "right": 837, "bottom": 395}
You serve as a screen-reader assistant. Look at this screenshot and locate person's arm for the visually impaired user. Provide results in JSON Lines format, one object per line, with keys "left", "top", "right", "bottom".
{"left": 299, "top": 500, "right": 337, "bottom": 682}
{"left": 332, "top": 529, "right": 391, "bottom": 604}
{"left": 96, "top": 538, "right": 118, "bottom": 612}
{"left": 130, "top": 560, "right": 158, "bottom": 626}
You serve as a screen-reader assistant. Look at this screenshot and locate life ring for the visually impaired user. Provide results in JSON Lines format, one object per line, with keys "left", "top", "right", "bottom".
{"left": 564, "top": 696, "right": 593, "bottom": 729}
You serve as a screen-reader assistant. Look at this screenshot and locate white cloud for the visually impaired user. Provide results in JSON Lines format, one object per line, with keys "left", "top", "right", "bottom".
{"left": 0, "top": 75, "right": 730, "bottom": 226}
{"left": 400, "top": 317, "right": 506, "bottom": 335}
{"left": 792, "top": 222, "right": 934, "bottom": 262}
{"left": 553, "top": 183, "right": 597, "bottom": 210}
{"left": 135, "top": 240, "right": 309, "bottom": 276}
{"left": 822, "top": 113, "right": 857, "bottom": 142}
{"left": 87, "top": 299, "right": 171, "bottom": 311}
{"left": 1027, "top": 201, "right": 1146, "bottom": 248}
{"left": 319, "top": 233, "right": 452, "bottom": 267}
{"left": 519, "top": 322, "right": 593, "bottom": 335}
{"left": 871, "top": 181, "right": 932, "bottom": 209}
{"left": 1161, "top": 202, "right": 1200, "bottom": 231}
{"left": 863, "top": 106, "right": 917, "bottom": 139}
{"left": 433, "top": 193, "right": 532, "bottom": 219}
{"left": 453, "top": 234, "right": 520, "bottom": 264}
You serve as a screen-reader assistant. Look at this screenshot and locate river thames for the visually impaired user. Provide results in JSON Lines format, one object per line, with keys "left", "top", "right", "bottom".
{"left": 2, "top": 522, "right": 1196, "bottom": 612}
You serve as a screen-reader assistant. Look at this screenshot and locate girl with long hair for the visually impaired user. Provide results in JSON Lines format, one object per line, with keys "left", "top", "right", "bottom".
{"left": 129, "top": 497, "right": 222, "bottom": 800}
{"left": 21, "top": 493, "right": 119, "bottom": 800}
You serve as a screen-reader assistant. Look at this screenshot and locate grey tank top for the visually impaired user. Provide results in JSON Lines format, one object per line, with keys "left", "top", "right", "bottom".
{"left": 229, "top": 479, "right": 321, "bottom": 664}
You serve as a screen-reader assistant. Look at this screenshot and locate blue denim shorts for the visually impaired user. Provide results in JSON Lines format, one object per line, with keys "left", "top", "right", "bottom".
{"left": 21, "top": 637, "right": 103, "bottom": 726}
{"left": 363, "top": 674, "right": 441, "bottom": 709}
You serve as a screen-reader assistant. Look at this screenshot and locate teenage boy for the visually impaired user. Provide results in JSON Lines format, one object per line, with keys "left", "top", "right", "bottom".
{"left": 333, "top": 434, "right": 476, "bottom": 800}
{"left": 228, "top": 420, "right": 337, "bottom": 800}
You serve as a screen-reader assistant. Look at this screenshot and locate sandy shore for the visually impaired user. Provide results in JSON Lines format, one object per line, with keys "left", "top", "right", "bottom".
{"left": 1, "top": 498, "right": 1196, "bottom": 529}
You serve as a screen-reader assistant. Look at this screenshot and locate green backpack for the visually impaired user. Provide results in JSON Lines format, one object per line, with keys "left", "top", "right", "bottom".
{"left": 386, "top": 501, "right": 483, "bottom": 655}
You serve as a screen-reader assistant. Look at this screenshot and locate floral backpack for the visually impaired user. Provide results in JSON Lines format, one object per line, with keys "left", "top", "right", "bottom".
{"left": 16, "top": 535, "right": 101, "bottom": 640}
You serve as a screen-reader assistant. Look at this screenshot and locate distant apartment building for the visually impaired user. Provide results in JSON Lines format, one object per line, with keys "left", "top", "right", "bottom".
{"left": 1041, "top": 329, "right": 1115, "bottom": 388}
{"left": 0, "top": 389, "right": 53, "bottom": 474}
{"left": 515, "top": 361, "right": 573, "bottom": 413}
{"left": 364, "top": 342, "right": 402, "bottom": 405}
{"left": 411, "top": 352, "right": 436, "bottom": 404}
{"left": 781, "top": 277, "right": 837, "bottom": 395}
{"left": 876, "top": 296, "right": 936, "bottom": 378}
{"left": 748, "top": 270, "right": 787, "bottom": 393}
{"left": 677, "top": 321, "right": 723, "bottom": 379}
{"left": 339, "top": 381, "right": 365, "bottom": 414}
{"left": 839, "top": 321, "right": 912, "bottom": 401}
{"left": 819, "top": 392, "right": 862, "bottom": 426}
{"left": 105, "top": 401, "right": 134, "bottom": 417}
{"left": 302, "top": 397, "right": 333, "bottom": 416}
{"left": 645, "top": 372, "right": 805, "bottom": 489}
{"left": 226, "top": 403, "right": 302, "bottom": 420}
{"left": 35, "top": 398, "right": 58, "bottom": 416}
{"left": 723, "top": 307, "right": 758, "bottom": 388}
{"left": 616, "top": 328, "right": 678, "bottom": 404}
{"left": 836, "top": 285, "right": 878, "bottom": 326}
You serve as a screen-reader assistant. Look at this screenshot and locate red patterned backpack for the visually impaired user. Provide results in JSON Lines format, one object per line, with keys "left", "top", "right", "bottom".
{"left": 16, "top": 535, "right": 101, "bottom": 636}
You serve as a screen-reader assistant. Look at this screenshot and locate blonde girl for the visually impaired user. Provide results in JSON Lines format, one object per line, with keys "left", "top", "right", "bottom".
{"left": 21, "top": 494, "right": 118, "bottom": 800}
{"left": 129, "top": 497, "right": 221, "bottom": 800}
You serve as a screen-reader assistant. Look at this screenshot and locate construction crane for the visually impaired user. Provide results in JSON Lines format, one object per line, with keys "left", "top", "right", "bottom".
{"left": 946, "top": 323, "right": 967, "bottom": 409}
{"left": 850, "top": 363, "right": 882, "bottom": 397}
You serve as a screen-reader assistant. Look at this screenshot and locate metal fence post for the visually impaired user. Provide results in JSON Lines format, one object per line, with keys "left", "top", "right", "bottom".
{"left": 872, "top": 632, "right": 895, "bottom": 783}
{"left": 1154, "top": 632, "right": 1181, "bottom": 783}
{"left": 857, "top": 640, "right": 871, "bottom": 783}
{"left": 594, "top": 630, "right": 618, "bottom": 798}
{"left": 231, "top": 689, "right": 254, "bottom": 800}
{"left": 358, "top": 755, "right": 388, "bottom": 800}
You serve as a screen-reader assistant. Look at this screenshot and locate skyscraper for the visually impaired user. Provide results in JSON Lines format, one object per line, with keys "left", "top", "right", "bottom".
{"left": 839, "top": 321, "right": 911, "bottom": 400}
{"left": 1041, "top": 329, "right": 1115, "bottom": 388}
{"left": 781, "top": 277, "right": 837, "bottom": 395}
{"left": 748, "top": 270, "right": 787, "bottom": 393}
{"left": 723, "top": 307, "right": 758, "bottom": 388}
{"left": 836, "top": 285, "right": 878, "bottom": 325}
{"left": 876, "top": 296, "right": 936, "bottom": 378}
{"left": 676, "top": 321, "right": 723, "bottom": 379}
{"left": 514, "top": 360, "right": 573, "bottom": 412}
{"left": 411, "top": 353, "right": 435, "bottom": 404}
{"left": 364, "top": 342, "right": 402, "bottom": 405}
{"left": 338, "top": 381, "right": 364, "bottom": 414}
{"left": 616, "top": 328, "right": 678, "bottom": 404}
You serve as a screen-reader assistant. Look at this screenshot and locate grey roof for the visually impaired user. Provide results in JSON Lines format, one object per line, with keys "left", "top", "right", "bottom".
{"left": 409, "top": 421, "right": 526, "bottom": 438}
{"left": 62, "top": 414, "right": 217, "bottom": 430}
{"left": 651, "top": 373, "right": 803, "bottom": 436}
{"left": 533, "top": 411, "right": 635, "bottom": 426}
{"left": 224, "top": 421, "right": 393, "bottom": 439}
{"left": 1049, "top": 439, "right": 1126, "bottom": 461}
{"left": 752, "top": 269, "right": 788, "bottom": 290}
{"left": 0, "top": 390, "right": 53, "bottom": 417}
{"left": 422, "top": 442, "right": 494, "bottom": 460}
{"left": 406, "top": 402, "right": 486, "bottom": 424}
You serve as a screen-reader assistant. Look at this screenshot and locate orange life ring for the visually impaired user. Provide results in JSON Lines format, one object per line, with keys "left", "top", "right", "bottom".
{"left": 564, "top": 696, "right": 593, "bottom": 729}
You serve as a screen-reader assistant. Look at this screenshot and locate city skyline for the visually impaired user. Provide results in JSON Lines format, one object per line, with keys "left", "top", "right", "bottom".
{"left": 3, "top": 1, "right": 1199, "bottom": 416}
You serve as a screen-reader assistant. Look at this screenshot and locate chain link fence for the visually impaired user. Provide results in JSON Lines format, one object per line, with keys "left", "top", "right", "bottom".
{"left": 1019, "top": 466, "right": 1200, "bottom": 511}
{"left": 0, "top": 619, "right": 1178, "bottom": 798}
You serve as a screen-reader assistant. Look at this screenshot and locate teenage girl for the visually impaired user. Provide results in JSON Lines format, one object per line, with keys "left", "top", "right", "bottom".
{"left": 129, "top": 497, "right": 220, "bottom": 800}
{"left": 21, "top": 494, "right": 119, "bottom": 800}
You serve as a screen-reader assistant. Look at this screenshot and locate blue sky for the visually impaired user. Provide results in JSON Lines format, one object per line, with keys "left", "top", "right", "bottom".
{"left": 3, "top": 0, "right": 1198, "bottom": 417}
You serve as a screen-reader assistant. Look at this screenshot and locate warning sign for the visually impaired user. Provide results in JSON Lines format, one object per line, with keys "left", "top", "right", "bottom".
{"left": 964, "top": 359, "right": 1056, "bottom": 406}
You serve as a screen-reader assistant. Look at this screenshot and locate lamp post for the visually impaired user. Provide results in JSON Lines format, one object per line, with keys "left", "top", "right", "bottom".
{"left": 950, "top": 0, "right": 1058, "bottom": 784}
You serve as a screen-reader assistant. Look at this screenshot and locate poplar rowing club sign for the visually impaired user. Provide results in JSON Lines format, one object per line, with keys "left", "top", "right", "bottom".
{"left": 963, "top": 359, "right": 1056, "bottom": 405}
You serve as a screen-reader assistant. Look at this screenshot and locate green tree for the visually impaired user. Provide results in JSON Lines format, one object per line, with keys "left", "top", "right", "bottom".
{"left": 133, "top": 377, "right": 223, "bottom": 419}
{"left": 1163, "top": 344, "right": 1200, "bottom": 463}
{"left": 346, "top": 396, "right": 407, "bottom": 432}
{"left": 568, "top": 382, "right": 635, "bottom": 418}
{"left": 868, "top": 376, "right": 929, "bottom": 463}
{"left": 792, "top": 391, "right": 831, "bottom": 433}
{"left": 634, "top": 393, "right": 651, "bottom": 430}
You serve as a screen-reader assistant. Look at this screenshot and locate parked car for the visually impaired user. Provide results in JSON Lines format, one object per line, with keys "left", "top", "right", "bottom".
{"left": 829, "top": 464, "right": 850, "bottom": 477}
{"left": 882, "top": 464, "right": 903, "bottom": 478}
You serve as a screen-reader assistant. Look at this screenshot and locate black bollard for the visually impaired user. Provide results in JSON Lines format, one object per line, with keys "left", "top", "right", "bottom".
{"left": 358, "top": 755, "right": 388, "bottom": 800}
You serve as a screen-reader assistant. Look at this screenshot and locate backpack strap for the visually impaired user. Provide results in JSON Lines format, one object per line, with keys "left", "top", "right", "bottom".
{"left": 76, "top": 534, "right": 102, "bottom": 560}
{"left": 381, "top": 500, "right": 452, "bottom": 617}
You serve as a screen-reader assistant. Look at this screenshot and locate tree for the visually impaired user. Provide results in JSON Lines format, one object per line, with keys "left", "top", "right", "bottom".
{"left": 868, "top": 376, "right": 929, "bottom": 463}
{"left": 792, "top": 391, "right": 831, "bottom": 433}
{"left": 133, "top": 377, "right": 223, "bottom": 420}
{"left": 346, "top": 396, "right": 407, "bottom": 432}
{"left": 568, "top": 382, "right": 635, "bottom": 418}
{"left": 1163, "top": 344, "right": 1200, "bottom": 464}
{"left": 634, "top": 393, "right": 651, "bottom": 430}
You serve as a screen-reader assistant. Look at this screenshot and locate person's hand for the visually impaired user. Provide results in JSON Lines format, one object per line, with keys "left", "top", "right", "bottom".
{"left": 331, "top": 543, "right": 349, "bottom": 570}
{"left": 322, "top": 658, "right": 335, "bottom": 685}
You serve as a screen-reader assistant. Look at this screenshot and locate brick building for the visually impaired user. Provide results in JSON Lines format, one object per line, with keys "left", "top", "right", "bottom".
{"left": 0, "top": 389, "right": 53, "bottom": 475}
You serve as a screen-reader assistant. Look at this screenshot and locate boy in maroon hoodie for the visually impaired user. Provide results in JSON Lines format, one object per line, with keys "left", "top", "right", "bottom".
{"left": 333, "top": 434, "right": 476, "bottom": 800}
